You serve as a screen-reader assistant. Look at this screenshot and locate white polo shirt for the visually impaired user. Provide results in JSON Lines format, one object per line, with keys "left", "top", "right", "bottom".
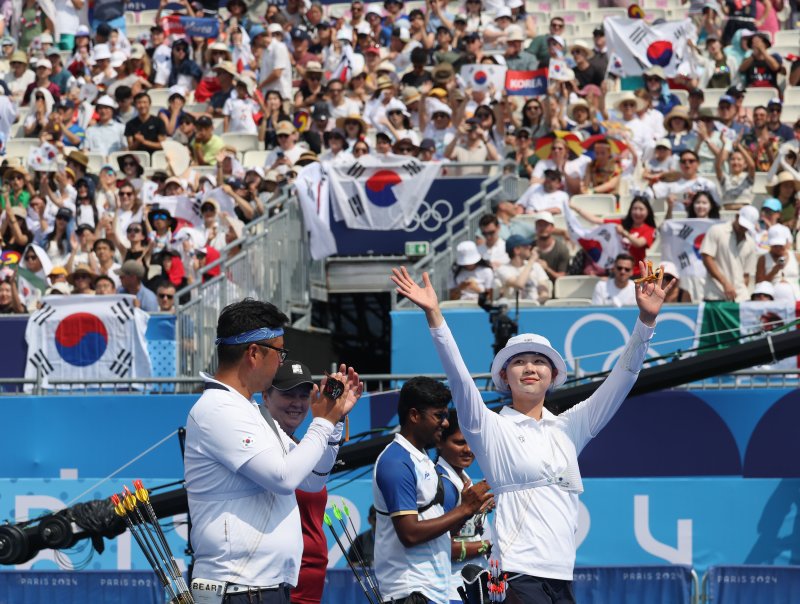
{"left": 591, "top": 279, "right": 637, "bottom": 307}
{"left": 185, "top": 374, "right": 340, "bottom": 587}
{"left": 430, "top": 319, "right": 654, "bottom": 580}
{"left": 373, "top": 433, "right": 450, "bottom": 604}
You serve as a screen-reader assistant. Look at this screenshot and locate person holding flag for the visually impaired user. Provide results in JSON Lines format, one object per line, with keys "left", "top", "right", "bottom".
{"left": 390, "top": 262, "right": 675, "bottom": 604}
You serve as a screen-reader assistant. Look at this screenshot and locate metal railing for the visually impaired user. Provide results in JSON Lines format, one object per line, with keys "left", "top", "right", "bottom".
{"left": 2, "top": 368, "right": 797, "bottom": 396}
{"left": 173, "top": 160, "right": 517, "bottom": 374}
{"left": 174, "top": 190, "right": 311, "bottom": 377}
{"left": 396, "top": 160, "right": 519, "bottom": 308}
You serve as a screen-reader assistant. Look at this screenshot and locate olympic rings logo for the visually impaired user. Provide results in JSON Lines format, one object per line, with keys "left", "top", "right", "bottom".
{"left": 403, "top": 199, "right": 454, "bottom": 233}
{"left": 562, "top": 312, "right": 699, "bottom": 373}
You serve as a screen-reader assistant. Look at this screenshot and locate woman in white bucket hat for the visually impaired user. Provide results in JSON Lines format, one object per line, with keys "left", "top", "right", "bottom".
{"left": 391, "top": 262, "right": 675, "bottom": 603}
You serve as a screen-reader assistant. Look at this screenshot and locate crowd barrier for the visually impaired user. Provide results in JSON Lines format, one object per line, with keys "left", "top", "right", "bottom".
{"left": 320, "top": 565, "right": 699, "bottom": 603}
{"left": 0, "top": 565, "right": 709, "bottom": 603}
{"left": 0, "top": 570, "right": 161, "bottom": 604}
{"left": 701, "top": 565, "right": 800, "bottom": 603}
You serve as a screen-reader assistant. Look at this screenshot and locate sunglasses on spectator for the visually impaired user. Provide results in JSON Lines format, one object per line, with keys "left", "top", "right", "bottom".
{"left": 152, "top": 213, "right": 169, "bottom": 220}
{"left": 127, "top": 226, "right": 143, "bottom": 233}
{"left": 308, "top": 74, "right": 322, "bottom": 80}
{"left": 158, "top": 293, "right": 174, "bottom": 299}
{"left": 481, "top": 229, "right": 498, "bottom": 236}
{"left": 517, "top": 132, "right": 529, "bottom": 139}
{"left": 397, "top": 146, "right": 414, "bottom": 153}
{"left": 614, "top": 265, "right": 633, "bottom": 272}
{"left": 120, "top": 190, "right": 134, "bottom": 197}
{"left": 24, "top": 254, "right": 38, "bottom": 261}
{"left": 680, "top": 158, "right": 697, "bottom": 165}
{"left": 550, "top": 21, "right": 564, "bottom": 29}
{"left": 768, "top": 107, "right": 781, "bottom": 113}
{"left": 122, "top": 161, "right": 137, "bottom": 168}
{"left": 388, "top": 110, "right": 403, "bottom": 116}
{"left": 433, "top": 112, "right": 449, "bottom": 119}
{"left": 277, "top": 133, "right": 290, "bottom": 138}
{"left": 475, "top": 111, "right": 491, "bottom": 118}
{"left": 10, "top": 175, "right": 24, "bottom": 181}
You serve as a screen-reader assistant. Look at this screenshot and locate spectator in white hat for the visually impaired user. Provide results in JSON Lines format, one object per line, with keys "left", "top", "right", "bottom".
{"left": 483, "top": 6, "right": 513, "bottom": 50}
{"left": 448, "top": 240, "right": 495, "bottom": 301}
{"left": 91, "top": 43, "right": 118, "bottom": 88}
{"left": 421, "top": 99, "right": 456, "bottom": 159}
{"left": 701, "top": 205, "right": 759, "bottom": 302}
{"left": 159, "top": 85, "right": 188, "bottom": 137}
{"left": 756, "top": 223, "right": 800, "bottom": 300}
{"left": 23, "top": 88, "right": 57, "bottom": 138}
{"left": 260, "top": 23, "right": 293, "bottom": 101}
{"left": 5, "top": 51, "right": 35, "bottom": 105}
{"left": 22, "top": 58, "right": 61, "bottom": 106}
{"left": 85, "top": 95, "right": 127, "bottom": 156}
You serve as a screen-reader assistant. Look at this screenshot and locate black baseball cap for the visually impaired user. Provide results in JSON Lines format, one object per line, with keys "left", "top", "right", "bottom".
{"left": 272, "top": 360, "right": 314, "bottom": 391}
{"left": 726, "top": 84, "right": 745, "bottom": 98}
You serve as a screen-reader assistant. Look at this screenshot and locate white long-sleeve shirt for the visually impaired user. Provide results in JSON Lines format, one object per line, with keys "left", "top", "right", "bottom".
{"left": 429, "top": 318, "right": 654, "bottom": 580}
{"left": 185, "top": 373, "right": 342, "bottom": 587}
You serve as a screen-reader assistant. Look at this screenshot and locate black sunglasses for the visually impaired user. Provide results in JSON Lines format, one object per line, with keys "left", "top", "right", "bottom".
{"left": 158, "top": 293, "right": 174, "bottom": 299}
{"left": 254, "top": 342, "right": 289, "bottom": 362}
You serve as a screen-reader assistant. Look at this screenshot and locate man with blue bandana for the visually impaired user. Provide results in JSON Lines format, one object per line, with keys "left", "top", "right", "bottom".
{"left": 184, "top": 298, "right": 363, "bottom": 604}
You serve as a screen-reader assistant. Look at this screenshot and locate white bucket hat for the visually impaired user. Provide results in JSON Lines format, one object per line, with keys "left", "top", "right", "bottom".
{"left": 767, "top": 223, "right": 792, "bottom": 246}
{"left": 455, "top": 240, "right": 481, "bottom": 266}
{"left": 491, "top": 333, "right": 568, "bottom": 391}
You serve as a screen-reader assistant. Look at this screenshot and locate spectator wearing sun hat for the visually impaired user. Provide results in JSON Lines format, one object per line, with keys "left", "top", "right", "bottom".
{"left": 5, "top": 51, "right": 34, "bottom": 105}
{"left": 260, "top": 23, "right": 293, "bottom": 101}
{"left": 448, "top": 240, "right": 495, "bottom": 301}
{"left": 85, "top": 95, "right": 126, "bottom": 156}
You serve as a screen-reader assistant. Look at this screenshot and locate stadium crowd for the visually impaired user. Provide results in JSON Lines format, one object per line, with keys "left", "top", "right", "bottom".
{"left": 0, "top": 0, "right": 798, "bottom": 315}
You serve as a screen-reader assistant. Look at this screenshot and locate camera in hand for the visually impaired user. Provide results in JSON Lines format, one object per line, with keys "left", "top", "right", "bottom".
{"left": 478, "top": 293, "right": 519, "bottom": 357}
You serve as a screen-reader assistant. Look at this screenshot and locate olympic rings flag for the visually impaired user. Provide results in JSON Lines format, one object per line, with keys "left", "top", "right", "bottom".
{"left": 325, "top": 156, "right": 440, "bottom": 230}
{"left": 24, "top": 295, "right": 152, "bottom": 390}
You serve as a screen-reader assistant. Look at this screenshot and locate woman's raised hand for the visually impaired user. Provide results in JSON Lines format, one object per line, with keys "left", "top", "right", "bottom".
{"left": 391, "top": 266, "right": 440, "bottom": 314}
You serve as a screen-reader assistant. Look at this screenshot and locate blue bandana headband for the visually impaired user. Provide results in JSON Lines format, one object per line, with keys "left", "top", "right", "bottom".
{"left": 215, "top": 327, "right": 284, "bottom": 346}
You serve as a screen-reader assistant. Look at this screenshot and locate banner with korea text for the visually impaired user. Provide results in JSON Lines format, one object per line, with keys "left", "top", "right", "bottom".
{"left": 505, "top": 68, "right": 548, "bottom": 96}
{"left": 326, "top": 156, "right": 439, "bottom": 230}
{"left": 604, "top": 17, "right": 696, "bottom": 77}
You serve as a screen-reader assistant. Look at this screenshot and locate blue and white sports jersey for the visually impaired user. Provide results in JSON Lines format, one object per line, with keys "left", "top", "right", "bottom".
{"left": 373, "top": 434, "right": 450, "bottom": 604}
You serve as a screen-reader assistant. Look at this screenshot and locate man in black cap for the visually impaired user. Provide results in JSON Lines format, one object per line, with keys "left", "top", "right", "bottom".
{"left": 299, "top": 102, "right": 330, "bottom": 153}
{"left": 766, "top": 98, "right": 794, "bottom": 143}
{"left": 419, "top": 138, "right": 436, "bottom": 162}
{"left": 264, "top": 360, "right": 316, "bottom": 442}
{"left": 401, "top": 47, "right": 434, "bottom": 88}
{"left": 739, "top": 31, "right": 783, "bottom": 90}
{"left": 590, "top": 26, "right": 608, "bottom": 74}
